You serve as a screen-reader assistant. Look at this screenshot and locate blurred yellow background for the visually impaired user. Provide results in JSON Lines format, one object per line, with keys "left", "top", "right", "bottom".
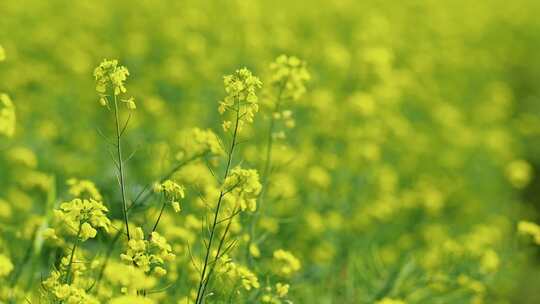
{"left": 1, "top": 0, "right": 540, "bottom": 303}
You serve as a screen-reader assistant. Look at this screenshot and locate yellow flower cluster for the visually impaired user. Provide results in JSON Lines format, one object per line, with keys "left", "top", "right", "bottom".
{"left": 174, "top": 127, "right": 224, "bottom": 161}
{"left": 223, "top": 262, "right": 260, "bottom": 291}
{"left": 6, "top": 146, "right": 36, "bottom": 168}
{"left": 66, "top": 178, "right": 103, "bottom": 201}
{"left": 214, "top": 256, "right": 260, "bottom": 292}
{"left": 218, "top": 68, "right": 262, "bottom": 131}
{"left": 261, "top": 283, "right": 290, "bottom": 304}
{"left": 4, "top": 1, "right": 540, "bottom": 301}
{"left": 176, "top": 128, "right": 224, "bottom": 161}
{"left": 93, "top": 59, "right": 136, "bottom": 109}
{"left": 53, "top": 198, "right": 111, "bottom": 241}
{"left": 457, "top": 274, "right": 486, "bottom": 303}
{"left": 0, "top": 93, "right": 15, "bottom": 137}
{"left": 120, "top": 227, "right": 175, "bottom": 276}
{"left": 272, "top": 249, "right": 301, "bottom": 277}
{"left": 518, "top": 220, "right": 540, "bottom": 245}
{"left": 101, "top": 261, "right": 157, "bottom": 297}
{"left": 269, "top": 55, "right": 311, "bottom": 101}
{"left": 154, "top": 179, "right": 185, "bottom": 213}
{"left": 42, "top": 271, "right": 99, "bottom": 304}
{"left": 0, "top": 45, "right": 5, "bottom": 61}
{"left": 223, "top": 167, "right": 262, "bottom": 212}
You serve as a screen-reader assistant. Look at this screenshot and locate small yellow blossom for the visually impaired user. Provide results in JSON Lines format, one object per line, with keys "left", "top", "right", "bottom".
{"left": 272, "top": 249, "right": 301, "bottom": 276}
{"left": 518, "top": 220, "right": 540, "bottom": 245}
{"left": 275, "top": 283, "right": 289, "bottom": 297}
{"left": 80, "top": 222, "right": 97, "bottom": 240}
{"left": 53, "top": 198, "right": 111, "bottom": 241}
{"left": 480, "top": 249, "right": 500, "bottom": 273}
{"left": 0, "top": 254, "right": 14, "bottom": 277}
{"left": 249, "top": 243, "right": 261, "bottom": 258}
{"left": 0, "top": 93, "right": 16, "bottom": 137}
{"left": 155, "top": 179, "right": 185, "bottom": 213}
{"left": 223, "top": 167, "right": 262, "bottom": 212}
{"left": 269, "top": 55, "right": 310, "bottom": 101}
{"left": 66, "top": 178, "right": 103, "bottom": 201}
{"left": 120, "top": 227, "right": 175, "bottom": 275}
{"left": 94, "top": 59, "right": 135, "bottom": 108}
{"left": 505, "top": 160, "right": 533, "bottom": 189}
{"left": 219, "top": 68, "right": 262, "bottom": 130}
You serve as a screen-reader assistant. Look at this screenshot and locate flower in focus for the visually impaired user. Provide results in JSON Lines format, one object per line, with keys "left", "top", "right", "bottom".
{"left": 53, "top": 198, "right": 111, "bottom": 241}
{"left": 218, "top": 68, "right": 262, "bottom": 131}
{"left": 223, "top": 167, "right": 262, "bottom": 212}
{"left": 154, "top": 179, "right": 185, "bottom": 213}
{"left": 120, "top": 227, "right": 175, "bottom": 276}
{"left": 93, "top": 59, "right": 135, "bottom": 109}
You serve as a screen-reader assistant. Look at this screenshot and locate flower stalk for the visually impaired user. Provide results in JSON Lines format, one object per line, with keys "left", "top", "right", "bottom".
{"left": 195, "top": 99, "right": 241, "bottom": 304}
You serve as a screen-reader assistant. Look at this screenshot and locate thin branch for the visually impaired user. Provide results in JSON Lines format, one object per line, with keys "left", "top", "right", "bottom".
{"left": 128, "top": 153, "right": 206, "bottom": 213}
{"left": 151, "top": 197, "right": 167, "bottom": 233}
{"left": 123, "top": 145, "right": 141, "bottom": 164}
{"left": 88, "top": 228, "right": 123, "bottom": 293}
{"left": 216, "top": 209, "right": 242, "bottom": 225}
{"left": 119, "top": 113, "right": 132, "bottom": 137}
{"left": 199, "top": 206, "right": 239, "bottom": 299}
{"left": 245, "top": 77, "right": 288, "bottom": 264}
{"left": 64, "top": 223, "right": 82, "bottom": 284}
{"left": 187, "top": 241, "right": 202, "bottom": 275}
{"left": 113, "top": 94, "right": 131, "bottom": 240}
{"left": 195, "top": 99, "right": 241, "bottom": 304}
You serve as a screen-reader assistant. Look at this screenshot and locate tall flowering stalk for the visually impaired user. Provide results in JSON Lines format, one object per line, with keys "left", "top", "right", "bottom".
{"left": 41, "top": 198, "right": 110, "bottom": 303}
{"left": 195, "top": 68, "right": 262, "bottom": 304}
{"left": 262, "top": 55, "right": 310, "bottom": 180}
{"left": 246, "top": 55, "right": 310, "bottom": 263}
{"left": 94, "top": 59, "right": 136, "bottom": 240}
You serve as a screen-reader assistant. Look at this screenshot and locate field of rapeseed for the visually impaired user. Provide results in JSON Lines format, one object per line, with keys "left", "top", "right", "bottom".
{"left": 2, "top": 0, "right": 540, "bottom": 303}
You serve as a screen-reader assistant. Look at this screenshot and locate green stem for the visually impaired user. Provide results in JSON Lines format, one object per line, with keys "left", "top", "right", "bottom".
{"left": 151, "top": 197, "right": 167, "bottom": 233}
{"left": 195, "top": 100, "right": 241, "bottom": 304}
{"left": 128, "top": 152, "right": 205, "bottom": 214}
{"left": 64, "top": 223, "right": 82, "bottom": 284}
{"left": 113, "top": 94, "right": 131, "bottom": 240}
{"left": 199, "top": 206, "right": 238, "bottom": 299}
{"left": 88, "top": 228, "right": 123, "bottom": 293}
{"left": 246, "top": 79, "right": 287, "bottom": 264}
